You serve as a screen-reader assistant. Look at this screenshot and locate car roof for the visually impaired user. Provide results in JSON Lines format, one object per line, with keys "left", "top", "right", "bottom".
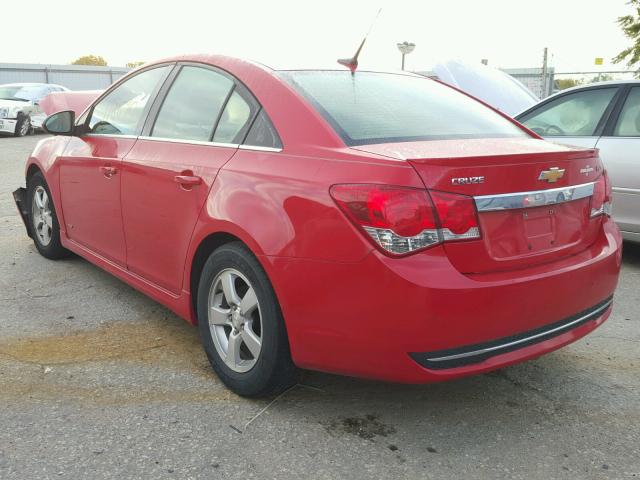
{"left": 549, "top": 79, "right": 640, "bottom": 96}
{"left": 144, "top": 54, "right": 419, "bottom": 77}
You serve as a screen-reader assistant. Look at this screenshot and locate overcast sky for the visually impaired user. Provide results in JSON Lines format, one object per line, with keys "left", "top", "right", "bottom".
{"left": 5, "top": 0, "right": 635, "bottom": 73}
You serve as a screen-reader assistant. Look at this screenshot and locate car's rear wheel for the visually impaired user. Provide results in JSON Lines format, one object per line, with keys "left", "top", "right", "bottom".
{"left": 14, "top": 114, "right": 31, "bottom": 137}
{"left": 197, "top": 242, "right": 297, "bottom": 397}
{"left": 27, "top": 172, "right": 69, "bottom": 259}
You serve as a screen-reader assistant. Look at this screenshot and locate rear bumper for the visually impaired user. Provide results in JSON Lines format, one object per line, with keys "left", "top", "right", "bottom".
{"left": 265, "top": 217, "right": 622, "bottom": 383}
{"left": 13, "top": 187, "right": 32, "bottom": 238}
{"left": 410, "top": 296, "right": 612, "bottom": 369}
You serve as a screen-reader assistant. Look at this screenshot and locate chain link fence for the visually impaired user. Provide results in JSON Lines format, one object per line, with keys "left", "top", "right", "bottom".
{"left": 503, "top": 68, "right": 638, "bottom": 99}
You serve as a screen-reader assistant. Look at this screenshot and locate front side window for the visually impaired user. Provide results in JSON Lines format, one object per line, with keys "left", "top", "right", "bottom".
{"left": 279, "top": 71, "right": 527, "bottom": 146}
{"left": 152, "top": 66, "right": 233, "bottom": 142}
{"left": 520, "top": 88, "right": 617, "bottom": 137}
{"left": 88, "top": 66, "right": 170, "bottom": 136}
{"left": 613, "top": 87, "right": 640, "bottom": 137}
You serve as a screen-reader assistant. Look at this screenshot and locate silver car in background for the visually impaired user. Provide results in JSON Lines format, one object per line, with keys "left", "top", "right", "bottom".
{"left": 0, "top": 83, "right": 68, "bottom": 136}
{"left": 516, "top": 81, "right": 640, "bottom": 242}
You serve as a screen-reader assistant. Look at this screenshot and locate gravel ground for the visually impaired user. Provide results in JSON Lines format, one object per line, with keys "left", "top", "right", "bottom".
{"left": 1, "top": 134, "right": 638, "bottom": 480}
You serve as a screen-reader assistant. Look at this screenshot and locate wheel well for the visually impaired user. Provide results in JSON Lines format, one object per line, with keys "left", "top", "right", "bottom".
{"left": 26, "top": 164, "right": 42, "bottom": 181}
{"left": 190, "top": 232, "right": 243, "bottom": 321}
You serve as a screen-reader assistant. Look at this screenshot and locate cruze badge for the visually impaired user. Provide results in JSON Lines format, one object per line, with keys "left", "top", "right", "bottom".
{"left": 538, "top": 167, "right": 565, "bottom": 183}
{"left": 580, "top": 165, "right": 595, "bottom": 175}
{"left": 451, "top": 176, "right": 485, "bottom": 185}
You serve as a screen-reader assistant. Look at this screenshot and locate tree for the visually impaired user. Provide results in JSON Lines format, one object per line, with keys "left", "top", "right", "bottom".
{"left": 613, "top": 0, "right": 640, "bottom": 75}
{"left": 555, "top": 78, "right": 583, "bottom": 90}
{"left": 71, "top": 55, "right": 108, "bottom": 66}
{"left": 591, "top": 73, "right": 615, "bottom": 83}
{"left": 126, "top": 61, "right": 145, "bottom": 68}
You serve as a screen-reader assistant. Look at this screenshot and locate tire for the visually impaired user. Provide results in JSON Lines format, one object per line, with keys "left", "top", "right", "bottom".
{"left": 26, "top": 172, "right": 70, "bottom": 259}
{"left": 14, "top": 114, "right": 31, "bottom": 137}
{"left": 197, "top": 242, "right": 297, "bottom": 397}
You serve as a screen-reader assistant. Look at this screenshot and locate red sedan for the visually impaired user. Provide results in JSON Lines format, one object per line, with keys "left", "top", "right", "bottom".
{"left": 13, "top": 55, "right": 622, "bottom": 397}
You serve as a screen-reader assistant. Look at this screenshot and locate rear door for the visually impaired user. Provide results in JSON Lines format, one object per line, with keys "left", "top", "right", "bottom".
{"left": 121, "top": 64, "right": 259, "bottom": 294}
{"left": 595, "top": 85, "right": 640, "bottom": 234}
{"left": 59, "top": 66, "right": 171, "bottom": 265}
{"left": 517, "top": 85, "right": 621, "bottom": 150}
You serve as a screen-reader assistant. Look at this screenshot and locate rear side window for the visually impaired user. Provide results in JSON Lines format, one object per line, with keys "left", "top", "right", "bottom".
{"left": 520, "top": 88, "right": 617, "bottom": 137}
{"left": 213, "top": 90, "right": 255, "bottom": 144}
{"left": 243, "top": 110, "right": 282, "bottom": 149}
{"left": 614, "top": 87, "right": 640, "bottom": 137}
{"left": 152, "top": 66, "right": 233, "bottom": 142}
{"left": 278, "top": 71, "right": 526, "bottom": 146}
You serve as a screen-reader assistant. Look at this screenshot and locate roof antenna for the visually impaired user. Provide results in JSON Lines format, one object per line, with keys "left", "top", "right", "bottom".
{"left": 337, "top": 8, "right": 382, "bottom": 73}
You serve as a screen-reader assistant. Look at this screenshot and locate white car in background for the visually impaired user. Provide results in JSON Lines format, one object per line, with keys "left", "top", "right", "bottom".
{"left": 516, "top": 81, "right": 640, "bottom": 242}
{"left": 0, "top": 83, "right": 68, "bottom": 136}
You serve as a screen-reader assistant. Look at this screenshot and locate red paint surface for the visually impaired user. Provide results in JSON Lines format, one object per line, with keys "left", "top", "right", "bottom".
{"left": 23, "top": 55, "right": 622, "bottom": 383}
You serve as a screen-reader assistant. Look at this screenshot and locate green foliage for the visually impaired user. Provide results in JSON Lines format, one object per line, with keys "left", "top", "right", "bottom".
{"left": 613, "top": 0, "right": 640, "bottom": 76}
{"left": 126, "top": 61, "right": 145, "bottom": 68}
{"left": 591, "top": 73, "right": 615, "bottom": 83}
{"left": 71, "top": 55, "right": 108, "bottom": 66}
{"left": 555, "top": 78, "right": 583, "bottom": 90}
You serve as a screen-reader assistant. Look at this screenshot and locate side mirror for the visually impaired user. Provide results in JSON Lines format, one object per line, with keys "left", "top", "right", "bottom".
{"left": 42, "top": 110, "right": 75, "bottom": 136}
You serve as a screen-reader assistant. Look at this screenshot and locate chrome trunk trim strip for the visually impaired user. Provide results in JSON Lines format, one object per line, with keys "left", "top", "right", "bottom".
{"left": 474, "top": 182, "right": 595, "bottom": 212}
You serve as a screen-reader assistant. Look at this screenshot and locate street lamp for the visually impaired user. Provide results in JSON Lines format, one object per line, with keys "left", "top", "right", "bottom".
{"left": 397, "top": 41, "right": 416, "bottom": 70}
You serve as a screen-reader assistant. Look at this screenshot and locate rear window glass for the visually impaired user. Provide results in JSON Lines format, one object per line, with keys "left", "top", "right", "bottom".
{"left": 278, "top": 71, "right": 527, "bottom": 146}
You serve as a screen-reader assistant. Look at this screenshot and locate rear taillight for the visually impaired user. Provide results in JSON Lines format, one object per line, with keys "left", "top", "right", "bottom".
{"left": 330, "top": 184, "right": 480, "bottom": 256}
{"left": 590, "top": 172, "right": 613, "bottom": 218}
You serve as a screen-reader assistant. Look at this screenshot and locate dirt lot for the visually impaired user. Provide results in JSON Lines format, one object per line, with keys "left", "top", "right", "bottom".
{"left": 1, "top": 135, "right": 639, "bottom": 479}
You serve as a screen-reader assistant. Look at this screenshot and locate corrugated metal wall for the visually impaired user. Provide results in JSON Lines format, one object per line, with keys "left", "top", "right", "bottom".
{"left": 0, "top": 63, "right": 131, "bottom": 90}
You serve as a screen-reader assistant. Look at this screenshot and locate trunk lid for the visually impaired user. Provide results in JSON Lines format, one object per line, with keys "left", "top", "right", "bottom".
{"left": 353, "top": 138, "right": 604, "bottom": 273}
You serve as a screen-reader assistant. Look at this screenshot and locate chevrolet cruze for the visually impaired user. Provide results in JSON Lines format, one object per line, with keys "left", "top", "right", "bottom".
{"left": 13, "top": 55, "right": 622, "bottom": 396}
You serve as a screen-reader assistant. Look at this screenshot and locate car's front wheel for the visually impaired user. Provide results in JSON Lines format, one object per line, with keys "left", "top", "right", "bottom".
{"left": 197, "top": 242, "right": 297, "bottom": 397}
{"left": 26, "top": 172, "right": 69, "bottom": 259}
{"left": 14, "top": 114, "right": 31, "bottom": 137}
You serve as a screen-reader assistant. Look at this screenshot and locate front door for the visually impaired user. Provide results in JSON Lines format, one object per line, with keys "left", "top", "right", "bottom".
{"left": 121, "top": 65, "right": 258, "bottom": 294}
{"left": 59, "top": 66, "right": 172, "bottom": 265}
{"left": 595, "top": 86, "right": 640, "bottom": 234}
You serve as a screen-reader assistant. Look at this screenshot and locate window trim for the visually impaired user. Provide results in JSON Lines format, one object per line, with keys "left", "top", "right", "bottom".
{"left": 516, "top": 85, "right": 623, "bottom": 138}
{"left": 80, "top": 63, "right": 176, "bottom": 138}
{"left": 141, "top": 61, "right": 281, "bottom": 151}
{"left": 602, "top": 84, "right": 640, "bottom": 138}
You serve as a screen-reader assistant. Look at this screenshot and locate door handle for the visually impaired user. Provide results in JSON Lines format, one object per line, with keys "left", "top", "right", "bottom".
{"left": 174, "top": 175, "right": 202, "bottom": 187}
{"left": 99, "top": 166, "right": 117, "bottom": 178}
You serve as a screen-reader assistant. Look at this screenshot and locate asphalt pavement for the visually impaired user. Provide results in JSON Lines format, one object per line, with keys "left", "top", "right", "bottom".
{"left": 1, "top": 134, "right": 638, "bottom": 479}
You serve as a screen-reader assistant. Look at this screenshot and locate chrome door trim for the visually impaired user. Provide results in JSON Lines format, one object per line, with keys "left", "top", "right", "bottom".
{"left": 474, "top": 182, "right": 595, "bottom": 212}
{"left": 137, "top": 135, "right": 239, "bottom": 149}
{"left": 238, "top": 144, "right": 283, "bottom": 153}
{"left": 84, "top": 133, "right": 139, "bottom": 140}
{"left": 612, "top": 186, "right": 640, "bottom": 194}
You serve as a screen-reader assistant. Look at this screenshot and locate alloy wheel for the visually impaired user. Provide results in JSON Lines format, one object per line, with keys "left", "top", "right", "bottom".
{"left": 31, "top": 186, "right": 53, "bottom": 246}
{"left": 208, "top": 268, "right": 262, "bottom": 373}
{"left": 19, "top": 118, "right": 30, "bottom": 136}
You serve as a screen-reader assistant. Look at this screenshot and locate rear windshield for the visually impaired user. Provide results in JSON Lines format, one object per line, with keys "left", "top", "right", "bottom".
{"left": 278, "top": 71, "right": 528, "bottom": 146}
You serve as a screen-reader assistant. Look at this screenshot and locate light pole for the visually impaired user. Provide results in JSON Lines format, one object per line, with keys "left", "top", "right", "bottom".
{"left": 397, "top": 41, "right": 415, "bottom": 70}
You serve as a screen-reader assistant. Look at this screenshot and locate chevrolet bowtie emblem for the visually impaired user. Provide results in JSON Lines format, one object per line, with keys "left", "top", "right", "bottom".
{"left": 538, "top": 167, "right": 565, "bottom": 183}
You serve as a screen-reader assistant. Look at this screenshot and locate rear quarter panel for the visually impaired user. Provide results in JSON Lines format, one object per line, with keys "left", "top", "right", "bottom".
{"left": 182, "top": 147, "right": 424, "bottom": 321}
